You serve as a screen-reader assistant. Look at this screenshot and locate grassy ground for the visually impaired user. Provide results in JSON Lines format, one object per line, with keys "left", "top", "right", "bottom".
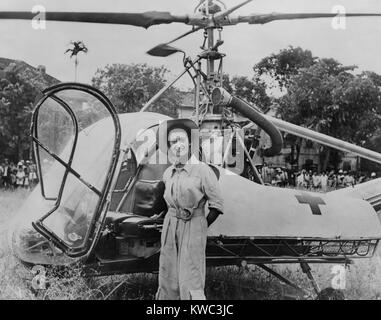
{"left": 1, "top": 189, "right": 381, "bottom": 300}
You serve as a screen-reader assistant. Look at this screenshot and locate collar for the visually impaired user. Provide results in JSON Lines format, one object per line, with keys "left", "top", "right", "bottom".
{"left": 169, "top": 155, "right": 200, "bottom": 177}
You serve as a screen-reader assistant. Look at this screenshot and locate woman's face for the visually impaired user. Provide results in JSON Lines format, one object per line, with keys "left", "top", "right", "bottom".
{"left": 168, "top": 128, "right": 189, "bottom": 164}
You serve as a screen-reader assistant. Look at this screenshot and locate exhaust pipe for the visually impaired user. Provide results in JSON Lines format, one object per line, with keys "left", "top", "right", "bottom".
{"left": 211, "top": 87, "right": 283, "bottom": 157}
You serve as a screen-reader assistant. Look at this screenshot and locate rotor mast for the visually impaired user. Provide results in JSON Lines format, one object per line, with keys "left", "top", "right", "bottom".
{"left": 196, "top": 0, "right": 253, "bottom": 106}
{"left": 197, "top": 0, "right": 226, "bottom": 120}
{"left": 200, "top": 0, "right": 221, "bottom": 90}
{"left": 200, "top": 0, "right": 253, "bottom": 91}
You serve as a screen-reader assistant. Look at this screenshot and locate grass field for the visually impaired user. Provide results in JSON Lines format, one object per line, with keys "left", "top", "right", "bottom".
{"left": 1, "top": 189, "right": 381, "bottom": 300}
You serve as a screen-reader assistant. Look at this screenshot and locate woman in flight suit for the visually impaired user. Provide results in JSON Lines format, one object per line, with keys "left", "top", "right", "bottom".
{"left": 156, "top": 119, "right": 224, "bottom": 300}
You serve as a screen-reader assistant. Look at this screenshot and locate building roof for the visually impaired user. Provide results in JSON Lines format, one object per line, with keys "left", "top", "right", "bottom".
{"left": 0, "top": 57, "right": 60, "bottom": 89}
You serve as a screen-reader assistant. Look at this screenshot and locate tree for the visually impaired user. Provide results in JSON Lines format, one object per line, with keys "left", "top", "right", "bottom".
{"left": 253, "top": 46, "right": 316, "bottom": 91}
{"left": 91, "top": 63, "right": 181, "bottom": 117}
{"left": 231, "top": 76, "right": 272, "bottom": 111}
{"left": 277, "top": 59, "right": 381, "bottom": 170}
{"left": 252, "top": 46, "right": 381, "bottom": 171}
{"left": 0, "top": 70, "right": 38, "bottom": 161}
{"left": 222, "top": 74, "right": 271, "bottom": 111}
{"left": 65, "top": 41, "right": 88, "bottom": 82}
{"left": 361, "top": 71, "right": 381, "bottom": 88}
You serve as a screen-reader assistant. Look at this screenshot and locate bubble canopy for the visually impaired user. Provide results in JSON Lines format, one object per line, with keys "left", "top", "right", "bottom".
{"left": 29, "top": 83, "right": 122, "bottom": 258}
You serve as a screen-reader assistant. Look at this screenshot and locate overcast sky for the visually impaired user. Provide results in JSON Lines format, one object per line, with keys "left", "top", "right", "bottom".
{"left": 1, "top": 0, "right": 381, "bottom": 92}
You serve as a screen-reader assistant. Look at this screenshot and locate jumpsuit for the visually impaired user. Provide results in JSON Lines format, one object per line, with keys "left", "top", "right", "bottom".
{"left": 156, "top": 158, "right": 223, "bottom": 300}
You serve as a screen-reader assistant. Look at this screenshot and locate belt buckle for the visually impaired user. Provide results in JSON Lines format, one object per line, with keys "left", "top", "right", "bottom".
{"left": 177, "top": 208, "right": 193, "bottom": 221}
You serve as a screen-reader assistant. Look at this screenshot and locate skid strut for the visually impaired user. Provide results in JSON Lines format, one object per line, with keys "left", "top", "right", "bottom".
{"left": 256, "top": 264, "right": 308, "bottom": 297}
{"left": 256, "top": 261, "right": 323, "bottom": 299}
{"left": 300, "top": 261, "right": 321, "bottom": 295}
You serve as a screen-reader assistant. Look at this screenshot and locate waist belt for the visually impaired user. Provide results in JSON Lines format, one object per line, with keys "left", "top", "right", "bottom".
{"left": 167, "top": 207, "right": 204, "bottom": 221}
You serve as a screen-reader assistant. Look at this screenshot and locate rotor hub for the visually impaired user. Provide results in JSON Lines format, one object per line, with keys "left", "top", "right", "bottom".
{"left": 196, "top": 0, "right": 226, "bottom": 15}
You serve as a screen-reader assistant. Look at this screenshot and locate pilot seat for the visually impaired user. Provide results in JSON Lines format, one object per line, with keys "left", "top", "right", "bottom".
{"left": 98, "top": 161, "right": 220, "bottom": 259}
{"left": 105, "top": 163, "right": 169, "bottom": 240}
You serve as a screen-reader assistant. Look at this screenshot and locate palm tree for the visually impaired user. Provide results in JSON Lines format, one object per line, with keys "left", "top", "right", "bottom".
{"left": 65, "top": 41, "right": 88, "bottom": 82}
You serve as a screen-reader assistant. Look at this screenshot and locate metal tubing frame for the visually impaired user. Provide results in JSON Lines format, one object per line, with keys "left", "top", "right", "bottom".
{"left": 300, "top": 261, "right": 321, "bottom": 295}
{"left": 31, "top": 94, "right": 79, "bottom": 202}
{"left": 257, "top": 264, "right": 308, "bottom": 296}
{"left": 235, "top": 129, "right": 264, "bottom": 184}
{"left": 140, "top": 57, "right": 201, "bottom": 113}
{"left": 263, "top": 115, "right": 381, "bottom": 165}
{"left": 31, "top": 82, "right": 122, "bottom": 258}
{"left": 206, "top": 236, "right": 378, "bottom": 262}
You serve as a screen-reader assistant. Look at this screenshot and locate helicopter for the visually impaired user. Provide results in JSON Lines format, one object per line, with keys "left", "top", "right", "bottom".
{"left": 3, "top": 0, "right": 381, "bottom": 299}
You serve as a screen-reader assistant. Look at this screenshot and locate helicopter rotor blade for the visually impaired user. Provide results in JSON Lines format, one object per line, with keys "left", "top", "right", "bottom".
{"left": 0, "top": 11, "right": 189, "bottom": 28}
{"left": 236, "top": 13, "right": 381, "bottom": 25}
{"left": 147, "top": 44, "right": 183, "bottom": 57}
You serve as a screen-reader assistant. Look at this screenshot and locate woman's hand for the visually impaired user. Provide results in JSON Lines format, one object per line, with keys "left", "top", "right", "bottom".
{"left": 206, "top": 208, "right": 222, "bottom": 227}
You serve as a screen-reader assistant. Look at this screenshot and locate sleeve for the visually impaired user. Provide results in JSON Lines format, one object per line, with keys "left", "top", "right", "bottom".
{"left": 162, "top": 166, "right": 171, "bottom": 185}
{"left": 201, "top": 165, "right": 224, "bottom": 214}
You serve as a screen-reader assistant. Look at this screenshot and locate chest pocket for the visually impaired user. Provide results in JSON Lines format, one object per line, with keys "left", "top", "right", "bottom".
{"left": 179, "top": 176, "right": 203, "bottom": 208}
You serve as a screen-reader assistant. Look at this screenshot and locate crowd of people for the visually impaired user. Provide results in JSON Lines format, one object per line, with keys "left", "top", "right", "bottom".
{"left": 0, "top": 159, "right": 38, "bottom": 190}
{"left": 1, "top": 157, "right": 379, "bottom": 193}
{"left": 260, "top": 163, "right": 378, "bottom": 192}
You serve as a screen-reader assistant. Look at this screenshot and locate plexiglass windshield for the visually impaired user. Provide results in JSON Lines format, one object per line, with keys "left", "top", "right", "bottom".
{"left": 32, "top": 85, "right": 120, "bottom": 256}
